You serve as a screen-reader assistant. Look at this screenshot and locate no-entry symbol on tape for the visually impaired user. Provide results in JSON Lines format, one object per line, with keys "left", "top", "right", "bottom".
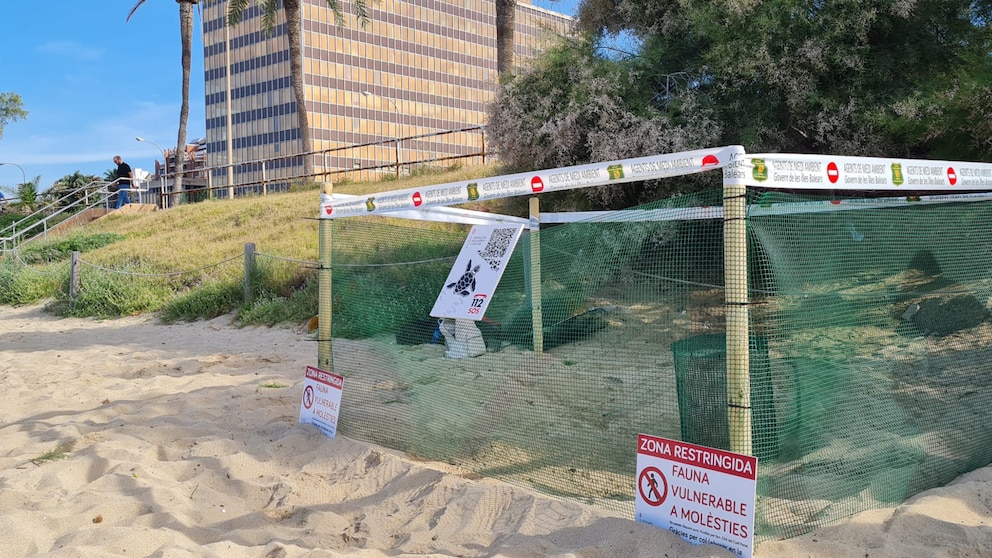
{"left": 827, "top": 161, "right": 840, "bottom": 184}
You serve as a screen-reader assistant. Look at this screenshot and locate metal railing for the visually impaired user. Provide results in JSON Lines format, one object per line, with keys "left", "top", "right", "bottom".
{"left": 144, "top": 126, "right": 488, "bottom": 207}
{"left": 0, "top": 179, "right": 131, "bottom": 253}
{"left": 1, "top": 126, "right": 488, "bottom": 252}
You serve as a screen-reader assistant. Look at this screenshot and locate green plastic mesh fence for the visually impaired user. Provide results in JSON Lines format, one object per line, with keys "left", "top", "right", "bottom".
{"left": 748, "top": 191, "right": 992, "bottom": 537}
{"left": 326, "top": 189, "right": 992, "bottom": 540}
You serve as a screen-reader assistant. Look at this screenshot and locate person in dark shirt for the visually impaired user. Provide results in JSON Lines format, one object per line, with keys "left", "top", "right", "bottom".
{"left": 113, "top": 155, "right": 133, "bottom": 208}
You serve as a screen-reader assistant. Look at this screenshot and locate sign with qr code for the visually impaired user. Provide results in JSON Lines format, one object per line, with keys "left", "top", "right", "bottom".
{"left": 431, "top": 224, "right": 525, "bottom": 320}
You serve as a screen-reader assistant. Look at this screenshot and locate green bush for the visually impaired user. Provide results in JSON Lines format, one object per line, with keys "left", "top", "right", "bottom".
{"left": 53, "top": 262, "right": 169, "bottom": 318}
{"left": 0, "top": 212, "right": 43, "bottom": 233}
{"left": 20, "top": 232, "right": 124, "bottom": 264}
{"left": 0, "top": 258, "right": 64, "bottom": 305}
{"left": 160, "top": 280, "right": 245, "bottom": 323}
{"left": 239, "top": 276, "right": 317, "bottom": 326}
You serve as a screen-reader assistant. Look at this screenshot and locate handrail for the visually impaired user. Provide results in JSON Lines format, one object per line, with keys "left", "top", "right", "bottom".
{"left": 0, "top": 178, "right": 125, "bottom": 253}
{"left": 1, "top": 126, "right": 489, "bottom": 252}
{"left": 145, "top": 125, "right": 488, "bottom": 206}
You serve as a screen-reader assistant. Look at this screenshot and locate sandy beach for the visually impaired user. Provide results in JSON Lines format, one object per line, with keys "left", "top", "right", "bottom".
{"left": 1, "top": 303, "right": 990, "bottom": 557}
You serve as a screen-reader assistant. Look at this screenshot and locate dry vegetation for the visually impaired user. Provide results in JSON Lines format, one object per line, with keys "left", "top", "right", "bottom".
{"left": 82, "top": 166, "right": 502, "bottom": 272}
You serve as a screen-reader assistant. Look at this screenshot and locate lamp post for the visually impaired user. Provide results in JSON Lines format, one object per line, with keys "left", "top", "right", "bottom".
{"left": 0, "top": 162, "right": 27, "bottom": 186}
{"left": 136, "top": 136, "right": 168, "bottom": 207}
{"left": 361, "top": 91, "right": 402, "bottom": 177}
{"left": 362, "top": 90, "right": 399, "bottom": 114}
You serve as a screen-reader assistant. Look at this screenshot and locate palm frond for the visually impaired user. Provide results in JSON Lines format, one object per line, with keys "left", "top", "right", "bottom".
{"left": 261, "top": 0, "right": 280, "bottom": 33}
{"left": 351, "top": 0, "right": 372, "bottom": 28}
{"left": 227, "top": 0, "right": 252, "bottom": 26}
{"left": 126, "top": 0, "right": 148, "bottom": 22}
{"left": 324, "top": 0, "right": 346, "bottom": 26}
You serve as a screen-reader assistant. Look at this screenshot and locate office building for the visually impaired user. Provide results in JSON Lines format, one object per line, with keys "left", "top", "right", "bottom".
{"left": 200, "top": 0, "right": 573, "bottom": 185}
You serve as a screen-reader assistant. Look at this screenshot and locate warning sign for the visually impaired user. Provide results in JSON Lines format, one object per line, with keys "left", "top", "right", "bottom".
{"left": 742, "top": 154, "right": 992, "bottom": 191}
{"left": 635, "top": 434, "right": 757, "bottom": 558}
{"left": 430, "top": 224, "right": 524, "bottom": 321}
{"left": 299, "top": 365, "right": 344, "bottom": 439}
{"left": 319, "top": 146, "right": 742, "bottom": 218}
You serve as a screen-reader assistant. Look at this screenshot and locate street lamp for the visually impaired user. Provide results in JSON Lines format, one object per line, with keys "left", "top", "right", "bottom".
{"left": 136, "top": 136, "right": 169, "bottom": 207}
{"left": 135, "top": 136, "right": 167, "bottom": 174}
{"left": 362, "top": 90, "right": 399, "bottom": 113}
{"left": 361, "top": 92, "right": 402, "bottom": 177}
{"left": 0, "top": 162, "right": 27, "bottom": 186}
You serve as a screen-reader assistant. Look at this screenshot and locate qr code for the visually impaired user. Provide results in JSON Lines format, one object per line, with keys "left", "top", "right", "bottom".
{"left": 478, "top": 227, "right": 516, "bottom": 271}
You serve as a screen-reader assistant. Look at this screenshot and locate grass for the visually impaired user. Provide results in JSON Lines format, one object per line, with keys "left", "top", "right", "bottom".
{"left": 32, "top": 441, "right": 74, "bottom": 465}
{"left": 258, "top": 381, "right": 289, "bottom": 389}
{"left": 2, "top": 164, "right": 511, "bottom": 327}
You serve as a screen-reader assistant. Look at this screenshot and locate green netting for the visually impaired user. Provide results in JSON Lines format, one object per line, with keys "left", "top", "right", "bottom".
{"left": 324, "top": 189, "right": 992, "bottom": 540}
{"left": 749, "top": 192, "right": 992, "bottom": 537}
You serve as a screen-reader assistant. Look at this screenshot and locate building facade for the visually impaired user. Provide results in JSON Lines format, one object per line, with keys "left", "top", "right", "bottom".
{"left": 200, "top": 0, "right": 572, "bottom": 186}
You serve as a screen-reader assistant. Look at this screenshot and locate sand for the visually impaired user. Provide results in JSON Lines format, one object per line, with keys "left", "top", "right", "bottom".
{"left": 1, "top": 303, "right": 990, "bottom": 558}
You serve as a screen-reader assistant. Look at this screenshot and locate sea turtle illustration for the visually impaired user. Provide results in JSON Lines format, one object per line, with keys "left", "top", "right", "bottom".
{"left": 447, "top": 259, "right": 481, "bottom": 296}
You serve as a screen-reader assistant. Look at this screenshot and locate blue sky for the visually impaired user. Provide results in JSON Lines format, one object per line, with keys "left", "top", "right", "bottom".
{"left": 0, "top": 0, "right": 577, "bottom": 192}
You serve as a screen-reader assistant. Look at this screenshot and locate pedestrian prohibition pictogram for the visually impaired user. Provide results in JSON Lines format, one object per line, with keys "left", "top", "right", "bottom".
{"left": 302, "top": 385, "right": 315, "bottom": 409}
{"left": 639, "top": 466, "right": 667, "bottom": 506}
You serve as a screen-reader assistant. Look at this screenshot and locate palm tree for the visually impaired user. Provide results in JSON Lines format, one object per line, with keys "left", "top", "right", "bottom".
{"left": 227, "top": 0, "right": 370, "bottom": 180}
{"left": 495, "top": 0, "right": 515, "bottom": 77}
{"left": 47, "top": 171, "right": 102, "bottom": 209}
{"left": 127, "top": 0, "right": 198, "bottom": 205}
{"left": 15, "top": 176, "right": 41, "bottom": 213}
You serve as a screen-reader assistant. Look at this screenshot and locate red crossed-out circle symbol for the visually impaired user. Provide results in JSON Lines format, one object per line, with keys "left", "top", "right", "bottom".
{"left": 302, "top": 385, "right": 316, "bottom": 409}
{"left": 827, "top": 161, "right": 840, "bottom": 184}
{"left": 638, "top": 466, "right": 668, "bottom": 507}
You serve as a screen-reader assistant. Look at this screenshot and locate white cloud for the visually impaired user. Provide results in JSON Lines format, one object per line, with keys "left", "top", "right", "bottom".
{"left": 37, "top": 41, "right": 104, "bottom": 62}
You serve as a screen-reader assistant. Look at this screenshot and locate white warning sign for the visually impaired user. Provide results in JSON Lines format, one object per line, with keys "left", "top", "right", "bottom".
{"left": 635, "top": 434, "right": 757, "bottom": 557}
{"left": 299, "top": 365, "right": 344, "bottom": 439}
{"left": 744, "top": 154, "right": 992, "bottom": 191}
{"left": 430, "top": 224, "right": 524, "bottom": 320}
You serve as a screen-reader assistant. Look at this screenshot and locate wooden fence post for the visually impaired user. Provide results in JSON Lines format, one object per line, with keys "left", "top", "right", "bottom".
{"left": 69, "top": 251, "right": 81, "bottom": 304}
{"left": 318, "top": 184, "right": 334, "bottom": 371}
{"left": 244, "top": 243, "right": 256, "bottom": 305}
{"left": 529, "top": 197, "right": 543, "bottom": 355}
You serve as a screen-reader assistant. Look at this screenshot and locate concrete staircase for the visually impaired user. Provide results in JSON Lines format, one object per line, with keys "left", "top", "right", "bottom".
{"left": 45, "top": 207, "right": 110, "bottom": 236}
{"left": 112, "top": 203, "right": 158, "bottom": 215}
{"left": 47, "top": 203, "right": 157, "bottom": 235}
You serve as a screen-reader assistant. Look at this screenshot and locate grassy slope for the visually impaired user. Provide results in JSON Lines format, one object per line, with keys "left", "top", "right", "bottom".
{"left": 9, "top": 166, "right": 505, "bottom": 322}
{"left": 84, "top": 167, "right": 499, "bottom": 271}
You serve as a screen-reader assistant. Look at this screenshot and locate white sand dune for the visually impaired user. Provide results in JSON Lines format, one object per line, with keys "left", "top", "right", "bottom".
{"left": 1, "top": 304, "right": 990, "bottom": 557}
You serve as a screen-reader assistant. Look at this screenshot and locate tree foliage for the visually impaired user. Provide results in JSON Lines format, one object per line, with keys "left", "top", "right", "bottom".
{"left": 46, "top": 171, "right": 102, "bottom": 208}
{"left": 0, "top": 92, "right": 28, "bottom": 140}
{"left": 488, "top": 36, "right": 722, "bottom": 209}
{"left": 490, "top": 0, "right": 992, "bottom": 207}
{"left": 15, "top": 176, "right": 41, "bottom": 212}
